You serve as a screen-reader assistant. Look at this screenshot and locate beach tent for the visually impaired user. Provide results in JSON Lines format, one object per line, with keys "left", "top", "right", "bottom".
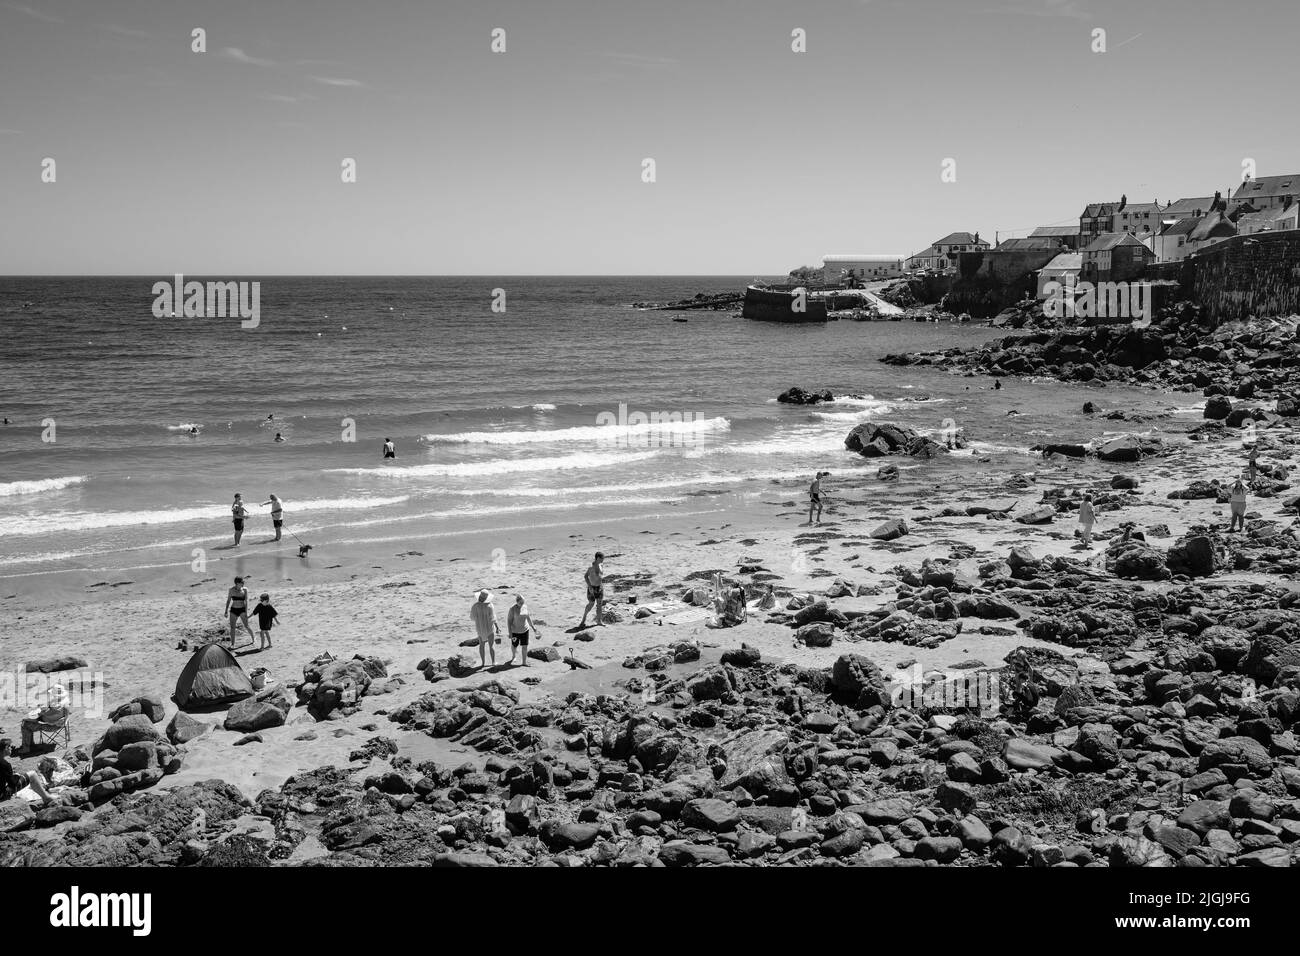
{"left": 173, "top": 642, "right": 254, "bottom": 710}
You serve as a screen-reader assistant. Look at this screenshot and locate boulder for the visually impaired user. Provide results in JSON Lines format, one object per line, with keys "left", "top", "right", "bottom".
{"left": 1003, "top": 739, "right": 1064, "bottom": 771}
{"left": 95, "top": 714, "right": 161, "bottom": 755}
{"left": 1166, "top": 535, "right": 1217, "bottom": 578}
{"left": 223, "top": 696, "right": 288, "bottom": 733}
{"left": 1204, "top": 395, "right": 1233, "bottom": 420}
{"left": 166, "top": 711, "right": 209, "bottom": 745}
{"left": 829, "top": 654, "right": 891, "bottom": 709}
{"left": 870, "top": 518, "right": 909, "bottom": 541}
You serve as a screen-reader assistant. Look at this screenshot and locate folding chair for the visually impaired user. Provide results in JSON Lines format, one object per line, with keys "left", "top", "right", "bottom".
{"left": 30, "top": 714, "right": 71, "bottom": 749}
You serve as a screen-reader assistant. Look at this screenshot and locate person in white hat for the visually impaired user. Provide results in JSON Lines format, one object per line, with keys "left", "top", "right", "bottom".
{"left": 470, "top": 590, "right": 499, "bottom": 668}
{"left": 20, "top": 684, "right": 70, "bottom": 753}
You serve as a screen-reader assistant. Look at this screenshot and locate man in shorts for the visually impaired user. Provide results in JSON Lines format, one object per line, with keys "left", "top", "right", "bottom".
{"left": 807, "top": 472, "right": 829, "bottom": 525}
{"left": 507, "top": 595, "right": 540, "bottom": 666}
{"left": 470, "top": 590, "right": 499, "bottom": 667}
{"left": 262, "top": 493, "right": 284, "bottom": 541}
{"left": 578, "top": 552, "right": 605, "bottom": 629}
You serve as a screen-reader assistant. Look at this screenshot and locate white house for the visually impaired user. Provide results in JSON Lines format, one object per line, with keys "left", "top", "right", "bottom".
{"left": 822, "top": 255, "right": 907, "bottom": 284}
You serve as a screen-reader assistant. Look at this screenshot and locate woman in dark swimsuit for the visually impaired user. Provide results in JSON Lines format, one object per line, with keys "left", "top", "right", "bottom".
{"left": 224, "top": 576, "right": 256, "bottom": 645}
{"left": 231, "top": 494, "right": 248, "bottom": 545}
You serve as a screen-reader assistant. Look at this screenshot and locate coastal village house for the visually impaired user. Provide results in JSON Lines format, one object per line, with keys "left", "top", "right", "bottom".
{"left": 1079, "top": 199, "right": 1124, "bottom": 248}
{"left": 1147, "top": 195, "right": 1242, "bottom": 262}
{"left": 1036, "top": 251, "right": 1083, "bottom": 298}
{"left": 1162, "top": 196, "right": 1217, "bottom": 223}
{"left": 1232, "top": 173, "right": 1300, "bottom": 212}
{"left": 905, "top": 247, "right": 940, "bottom": 271}
{"left": 925, "top": 231, "right": 989, "bottom": 273}
{"left": 1079, "top": 196, "right": 1163, "bottom": 247}
{"left": 1113, "top": 202, "right": 1161, "bottom": 237}
{"left": 821, "top": 254, "right": 906, "bottom": 284}
{"left": 1239, "top": 199, "right": 1300, "bottom": 236}
{"left": 1081, "top": 232, "right": 1155, "bottom": 281}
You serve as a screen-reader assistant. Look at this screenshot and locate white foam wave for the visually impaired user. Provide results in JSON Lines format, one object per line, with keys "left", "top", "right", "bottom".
{"left": 424, "top": 416, "right": 730, "bottom": 445}
{"left": 166, "top": 423, "right": 201, "bottom": 432}
{"left": 329, "top": 450, "right": 659, "bottom": 479}
{"left": 0, "top": 476, "right": 88, "bottom": 497}
{"left": 0, "top": 495, "right": 410, "bottom": 538}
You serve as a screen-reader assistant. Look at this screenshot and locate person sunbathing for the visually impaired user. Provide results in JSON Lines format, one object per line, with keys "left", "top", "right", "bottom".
{"left": 0, "top": 740, "right": 55, "bottom": 806}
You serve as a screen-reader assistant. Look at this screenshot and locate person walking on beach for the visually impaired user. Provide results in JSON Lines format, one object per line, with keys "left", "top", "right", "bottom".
{"left": 507, "top": 595, "right": 540, "bottom": 667}
{"left": 578, "top": 552, "right": 605, "bottom": 628}
{"left": 1077, "top": 493, "right": 1096, "bottom": 547}
{"left": 224, "top": 575, "right": 257, "bottom": 645}
{"left": 231, "top": 493, "right": 248, "bottom": 546}
{"left": 262, "top": 494, "right": 284, "bottom": 541}
{"left": 1247, "top": 448, "right": 1259, "bottom": 484}
{"left": 808, "top": 472, "right": 829, "bottom": 525}
{"left": 1229, "top": 477, "right": 1248, "bottom": 532}
{"left": 253, "top": 593, "right": 278, "bottom": 650}
{"left": 382, "top": 438, "right": 396, "bottom": 460}
{"left": 471, "top": 590, "right": 499, "bottom": 667}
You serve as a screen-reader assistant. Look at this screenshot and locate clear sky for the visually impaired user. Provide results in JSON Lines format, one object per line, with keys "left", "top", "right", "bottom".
{"left": 1, "top": 0, "right": 1296, "bottom": 275}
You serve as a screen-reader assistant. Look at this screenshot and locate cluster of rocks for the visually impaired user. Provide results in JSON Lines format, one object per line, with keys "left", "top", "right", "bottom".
{"left": 777, "top": 386, "right": 836, "bottom": 405}
{"left": 882, "top": 306, "right": 1300, "bottom": 401}
{"left": 8, "top": 615, "right": 1297, "bottom": 866}
{"left": 845, "top": 422, "right": 958, "bottom": 460}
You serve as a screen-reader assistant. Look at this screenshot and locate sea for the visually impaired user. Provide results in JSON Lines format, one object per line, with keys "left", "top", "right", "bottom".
{"left": 0, "top": 276, "right": 1200, "bottom": 595}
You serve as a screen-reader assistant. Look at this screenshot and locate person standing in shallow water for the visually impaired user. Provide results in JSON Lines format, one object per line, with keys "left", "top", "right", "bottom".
{"left": 382, "top": 437, "right": 396, "bottom": 460}
{"left": 231, "top": 493, "right": 248, "bottom": 545}
{"left": 262, "top": 494, "right": 284, "bottom": 541}
{"left": 1229, "top": 477, "right": 1248, "bottom": 532}
{"left": 1077, "top": 493, "right": 1096, "bottom": 547}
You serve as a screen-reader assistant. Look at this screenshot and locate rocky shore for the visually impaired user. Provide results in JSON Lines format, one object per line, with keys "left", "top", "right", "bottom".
{"left": 884, "top": 303, "right": 1300, "bottom": 404}
{"left": 7, "top": 317, "right": 1300, "bottom": 868}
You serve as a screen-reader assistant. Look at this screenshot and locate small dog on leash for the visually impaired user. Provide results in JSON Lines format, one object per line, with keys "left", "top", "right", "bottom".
{"left": 297, "top": 543, "right": 313, "bottom": 558}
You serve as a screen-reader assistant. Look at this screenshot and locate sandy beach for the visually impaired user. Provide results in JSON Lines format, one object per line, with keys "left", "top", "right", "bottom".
{"left": 2, "top": 402, "right": 1278, "bottom": 801}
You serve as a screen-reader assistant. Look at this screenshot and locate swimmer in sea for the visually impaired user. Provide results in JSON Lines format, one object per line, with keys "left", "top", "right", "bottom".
{"left": 993, "top": 379, "right": 1002, "bottom": 390}
{"left": 188, "top": 426, "right": 199, "bottom": 437}
{"left": 274, "top": 432, "right": 285, "bottom": 442}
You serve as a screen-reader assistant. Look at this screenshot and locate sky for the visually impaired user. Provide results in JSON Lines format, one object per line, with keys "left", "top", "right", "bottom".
{"left": 0, "top": 0, "right": 1297, "bottom": 275}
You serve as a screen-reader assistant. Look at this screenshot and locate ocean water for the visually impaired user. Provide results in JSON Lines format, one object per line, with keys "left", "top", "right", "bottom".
{"left": 0, "top": 276, "right": 1194, "bottom": 587}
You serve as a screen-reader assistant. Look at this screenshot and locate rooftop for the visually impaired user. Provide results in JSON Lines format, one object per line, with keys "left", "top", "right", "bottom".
{"left": 1084, "top": 232, "right": 1152, "bottom": 253}
{"left": 933, "top": 231, "right": 985, "bottom": 246}
{"left": 1029, "top": 224, "right": 1079, "bottom": 238}
{"left": 1233, "top": 174, "right": 1300, "bottom": 200}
